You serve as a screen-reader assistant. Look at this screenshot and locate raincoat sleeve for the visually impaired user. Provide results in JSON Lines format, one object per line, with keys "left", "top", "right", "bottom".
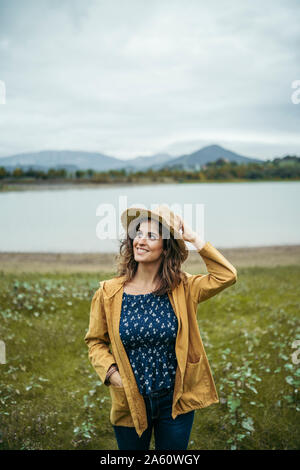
{"left": 187, "top": 241, "right": 237, "bottom": 304}
{"left": 84, "top": 286, "right": 116, "bottom": 385}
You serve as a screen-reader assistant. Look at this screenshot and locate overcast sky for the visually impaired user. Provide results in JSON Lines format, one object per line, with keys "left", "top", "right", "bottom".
{"left": 0, "top": 0, "right": 300, "bottom": 161}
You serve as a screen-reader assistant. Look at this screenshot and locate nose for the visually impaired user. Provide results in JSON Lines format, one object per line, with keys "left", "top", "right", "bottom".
{"left": 136, "top": 234, "right": 148, "bottom": 243}
{"left": 136, "top": 236, "right": 149, "bottom": 248}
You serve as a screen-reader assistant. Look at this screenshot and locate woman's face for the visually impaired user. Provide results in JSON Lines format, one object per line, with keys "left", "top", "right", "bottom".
{"left": 133, "top": 220, "right": 164, "bottom": 263}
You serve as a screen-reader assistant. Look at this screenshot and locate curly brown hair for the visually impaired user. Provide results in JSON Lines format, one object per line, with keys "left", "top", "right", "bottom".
{"left": 115, "top": 216, "right": 188, "bottom": 296}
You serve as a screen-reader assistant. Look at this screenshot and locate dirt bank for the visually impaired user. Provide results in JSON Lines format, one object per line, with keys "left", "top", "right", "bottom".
{"left": 0, "top": 244, "right": 299, "bottom": 274}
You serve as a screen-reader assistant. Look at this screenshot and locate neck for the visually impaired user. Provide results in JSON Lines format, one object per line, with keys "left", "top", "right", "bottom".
{"left": 133, "top": 260, "right": 162, "bottom": 287}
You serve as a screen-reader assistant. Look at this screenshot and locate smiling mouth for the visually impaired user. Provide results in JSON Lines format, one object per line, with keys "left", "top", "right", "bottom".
{"left": 136, "top": 247, "right": 149, "bottom": 253}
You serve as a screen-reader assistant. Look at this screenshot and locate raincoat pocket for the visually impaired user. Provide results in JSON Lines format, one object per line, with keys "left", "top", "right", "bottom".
{"left": 109, "top": 384, "right": 134, "bottom": 426}
{"left": 180, "top": 355, "right": 211, "bottom": 410}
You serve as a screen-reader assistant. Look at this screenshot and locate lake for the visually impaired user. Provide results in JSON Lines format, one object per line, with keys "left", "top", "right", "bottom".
{"left": 0, "top": 181, "right": 299, "bottom": 253}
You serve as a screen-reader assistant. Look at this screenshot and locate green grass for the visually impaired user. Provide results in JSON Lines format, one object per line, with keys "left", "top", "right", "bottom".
{"left": 0, "top": 267, "right": 299, "bottom": 450}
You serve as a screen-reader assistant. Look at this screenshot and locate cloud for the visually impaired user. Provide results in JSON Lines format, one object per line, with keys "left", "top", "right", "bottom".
{"left": 0, "top": 0, "right": 299, "bottom": 160}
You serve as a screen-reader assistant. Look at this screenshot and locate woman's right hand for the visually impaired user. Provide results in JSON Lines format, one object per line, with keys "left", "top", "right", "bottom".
{"left": 109, "top": 370, "right": 123, "bottom": 387}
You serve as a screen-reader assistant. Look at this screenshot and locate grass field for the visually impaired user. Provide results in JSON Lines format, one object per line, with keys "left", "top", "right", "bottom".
{"left": 0, "top": 265, "right": 299, "bottom": 450}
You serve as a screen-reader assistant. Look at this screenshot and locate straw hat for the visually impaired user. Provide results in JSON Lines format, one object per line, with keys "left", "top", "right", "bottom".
{"left": 120, "top": 204, "right": 189, "bottom": 261}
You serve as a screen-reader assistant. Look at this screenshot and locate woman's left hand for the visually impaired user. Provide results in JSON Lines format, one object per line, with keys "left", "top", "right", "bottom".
{"left": 177, "top": 215, "right": 197, "bottom": 243}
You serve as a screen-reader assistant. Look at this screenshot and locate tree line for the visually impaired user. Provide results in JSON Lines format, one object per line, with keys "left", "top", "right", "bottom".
{"left": 0, "top": 155, "right": 299, "bottom": 183}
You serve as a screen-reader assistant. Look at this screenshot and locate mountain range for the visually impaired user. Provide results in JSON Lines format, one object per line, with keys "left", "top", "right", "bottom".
{"left": 0, "top": 145, "right": 263, "bottom": 173}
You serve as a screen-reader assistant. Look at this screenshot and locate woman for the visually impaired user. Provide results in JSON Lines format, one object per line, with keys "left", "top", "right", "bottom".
{"left": 84, "top": 204, "right": 237, "bottom": 450}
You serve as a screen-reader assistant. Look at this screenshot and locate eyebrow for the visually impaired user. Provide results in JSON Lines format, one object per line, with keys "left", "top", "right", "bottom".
{"left": 137, "top": 230, "right": 159, "bottom": 236}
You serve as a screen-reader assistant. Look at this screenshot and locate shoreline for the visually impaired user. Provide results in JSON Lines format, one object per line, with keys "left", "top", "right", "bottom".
{"left": 0, "top": 179, "right": 299, "bottom": 192}
{"left": 1, "top": 244, "right": 299, "bottom": 273}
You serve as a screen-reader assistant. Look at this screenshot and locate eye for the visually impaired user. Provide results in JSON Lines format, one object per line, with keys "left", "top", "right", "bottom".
{"left": 136, "top": 231, "right": 158, "bottom": 240}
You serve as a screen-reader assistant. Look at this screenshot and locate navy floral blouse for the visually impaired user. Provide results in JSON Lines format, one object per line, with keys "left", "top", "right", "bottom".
{"left": 119, "top": 291, "right": 178, "bottom": 396}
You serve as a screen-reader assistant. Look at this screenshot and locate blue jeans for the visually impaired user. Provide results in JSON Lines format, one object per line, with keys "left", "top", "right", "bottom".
{"left": 113, "top": 387, "right": 195, "bottom": 450}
